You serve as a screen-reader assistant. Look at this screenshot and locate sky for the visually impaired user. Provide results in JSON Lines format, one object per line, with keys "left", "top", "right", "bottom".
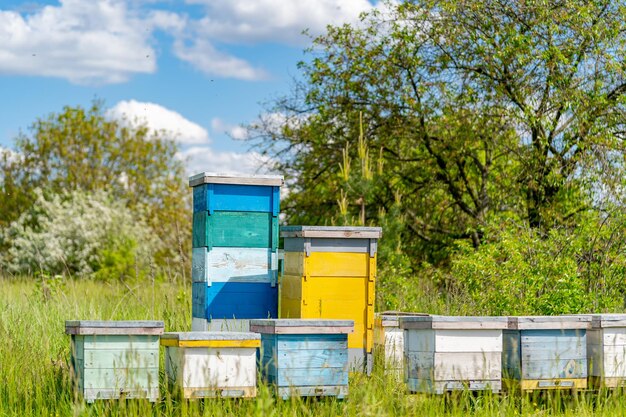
{"left": 0, "top": 0, "right": 383, "bottom": 175}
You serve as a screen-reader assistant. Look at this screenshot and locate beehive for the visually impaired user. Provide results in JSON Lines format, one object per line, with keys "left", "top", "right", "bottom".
{"left": 280, "top": 226, "right": 382, "bottom": 372}
{"left": 503, "top": 316, "right": 591, "bottom": 391}
{"left": 189, "top": 172, "right": 283, "bottom": 331}
{"left": 250, "top": 319, "right": 353, "bottom": 399}
{"left": 587, "top": 314, "right": 626, "bottom": 388}
{"left": 65, "top": 320, "right": 164, "bottom": 402}
{"left": 374, "top": 312, "right": 428, "bottom": 374}
{"left": 400, "top": 315, "right": 507, "bottom": 394}
{"left": 161, "top": 331, "right": 260, "bottom": 398}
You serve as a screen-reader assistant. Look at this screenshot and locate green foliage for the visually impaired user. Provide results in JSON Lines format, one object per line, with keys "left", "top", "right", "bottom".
{"left": 0, "top": 189, "right": 160, "bottom": 280}
{"left": 0, "top": 101, "right": 190, "bottom": 271}
{"left": 447, "top": 212, "right": 626, "bottom": 315}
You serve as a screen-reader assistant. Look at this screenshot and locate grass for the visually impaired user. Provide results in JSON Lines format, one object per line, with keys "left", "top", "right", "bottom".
{"left": 2, "top": 277, "right": 626, "bottom": 416}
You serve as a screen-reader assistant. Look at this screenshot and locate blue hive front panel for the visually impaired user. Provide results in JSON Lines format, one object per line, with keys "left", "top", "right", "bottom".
{"left": 192, "top": 282, "right": 278, "bottom": 320}
{"left": 193, "top": 184, "right": 280, "bottom": 215}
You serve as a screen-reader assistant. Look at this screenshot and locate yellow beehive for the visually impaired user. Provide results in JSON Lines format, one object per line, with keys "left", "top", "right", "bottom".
{"left": 280, "top": 226, "right": 382, "bottom": 373}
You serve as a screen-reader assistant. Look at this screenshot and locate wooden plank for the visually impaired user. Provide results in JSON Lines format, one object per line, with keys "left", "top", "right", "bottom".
{"left": 519, "top": 378, "right": 587, "bottom": 390}
{"left": 82, "top": 368, "right": 159, "bottom": 389}
{"left": 251, "top": 325, "right": 353, "bottom": 335}
{"left": 275, "top": 385, "right": 348, "bottom": 399}
{"left": 276, "top": 338, "right": 348, "bottom": 351}
{"left": 407, "top": 378, "right": 501, "bottom": 394}
{"left": 521, "top": 358, "right": 587, "bottom": 379}
{"left": 405, "top": 329, "right": 435, "bottom": 352}
{"left": 406, "top": 352, "right": 501, "bottom": 380}
{"left": 66, "top": 327, "right": 163, "bottom": 336}
{"left": 590, "top": 376, "right": 626, "bottom": 389}
{"left": 207, "top": 247, "right": 276, "bottom": 283}
{"left": 161, "top": 339, "right": 260, "bottom": 348}
{"left": 193, "top": 211, "right": 277, "bottom": 250}
{"left": 161, "top": 331, "right": 260, "bottom": 342}
{"left": 83, "top": 349, "right": 158, "bottom": 368}
{"left": 192, "top": 247, "right": 209, "bottom": 283}
{"left": 269, "top": 349, "right": 348, "bottom": 368}
{"left": 508, "top": 316, "right": 591, "bottom": 330}
{"left": 189, "top": 172, "right": 284, "bottom": 187}
{"left": 82, "top": 335, "right": 159, "bottom": 350}
{"left": 284, "top": 238, "right": 372, "bottom": 254}
{"left": 65, "top": 321, "right": 163, "bottom": 335}
{"left": 280, "top": 226, "right": 382, "bottom": 239}
{"left": 82, "top": 387, "right": 159, "bottom": 402}
{"left": 520, "top": 329, "right": 586, "bottom": 343}
{"left": 181, "top": 347, "right": 257, "bottom": 388}
{"left": 405, "top": 351, "right": 435, "bottom": 379}
{"left": 268, "top": 367, "right": 348, "bottom": 387}
{"left": 592, "top": 314, "right": 626, "bottom": 328}
{"left": 192, "top": 183, "right": 279, "bottom": 213}
{"left": 400, "top": 316, "right": 508, "bottom": 330}
{"left": 601, "top": 354, "right": 626, "bottom": 377}
{"left": 602, "top": 328, "right": 626, "bottom": 346}
{"left": 305, "top": 252, "right": 369, "bottom": 277}
{"left": 181, "top": 386, "right": 256, "bottom": 399}
{"left": 433, "top": 329, "right": 503, "bottom": 353}
{"left": 521, "top": 344, "right": 585, "bottom": 360}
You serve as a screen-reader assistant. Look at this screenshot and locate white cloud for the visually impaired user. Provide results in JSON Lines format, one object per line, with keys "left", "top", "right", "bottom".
{"left": 173, "top": 38, "right": 268, "bottom": 81}
{"left": 0, "top": 0, "right": 160, "bottom": 84}
{"left": 107, "top": 100, "right": 210, "bottom": 145}
{"left": 186, "top": 0, "right": 380, "bottom": 45}
{"left": 178, "top": 146, "right": 275, "bottom": 176}
{"left": 0, "top": 146, "right": 21, "bottom": 163}
{"left": 211, "top": 117, "right": 248, "bottom": 140}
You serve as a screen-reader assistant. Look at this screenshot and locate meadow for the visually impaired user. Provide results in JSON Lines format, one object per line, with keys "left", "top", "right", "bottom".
{"left": 2, "top": 277, "right": 626, "bottom": 417}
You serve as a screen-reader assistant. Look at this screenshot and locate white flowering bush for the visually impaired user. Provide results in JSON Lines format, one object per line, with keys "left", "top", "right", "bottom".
{"left": 0, "top": 189, "right": 161, "bottom": 279}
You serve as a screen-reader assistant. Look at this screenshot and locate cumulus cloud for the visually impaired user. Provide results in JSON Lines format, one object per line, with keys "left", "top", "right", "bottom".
{"left": 186, "top": 0, "right": 380, "bottom": 45}
{"left": 211, "top": 117, "right": 248, "bottom": 140}
{"left": 0, "top": 0, "right": 160, "bottom": 84}
{"left": 173, "top": 38, "right": 268, "bottom": 81}
{"left": 178, "top": 146, "right": 275, "bottom": 176}
{"left": 107, "top": 100, "right": 210, "bottom": 145}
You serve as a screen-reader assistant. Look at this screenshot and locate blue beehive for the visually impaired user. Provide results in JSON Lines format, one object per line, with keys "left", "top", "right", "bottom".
{"left": 189, "top": 172, "right": 284, "bottom": 331}
{"left": 250, "top": 319, "right": 353, "bottom": 399}
{"left": 503, "top": 316, "right": 591, "bottom": 391}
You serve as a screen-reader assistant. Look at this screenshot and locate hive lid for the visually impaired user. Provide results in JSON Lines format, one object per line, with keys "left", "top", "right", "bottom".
{"left": 590, "top": 314, "right": 626, "bottom": 328}
{"left": 507, "top": 315, "right": 591, "bottom": 330}
{"left": 160, "top": 331, "right": 261, "bottom": 347}
{"left": 249, "top": 319, "right": 354, "bottom": 334}
{"left": 281, "top": 226, "right": 382, "bottom": 239}
{"left": 65, "top": 320, "right": 164, "bottom": 335}
{"left": 189, "top": 172, "right": 284, "bottom": 187}
{"left": 399, "top": 315, "right": 508, "bottom": 330}
{"left": 376, "top": 311, "right": 428, "bottom": 327}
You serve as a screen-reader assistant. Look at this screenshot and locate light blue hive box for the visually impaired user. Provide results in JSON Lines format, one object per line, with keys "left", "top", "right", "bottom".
{"left": 250, "top": 319, "right": 353, "bottom": 399}
{"left": 65, "top": 320, "right": 164, "bottom": 402}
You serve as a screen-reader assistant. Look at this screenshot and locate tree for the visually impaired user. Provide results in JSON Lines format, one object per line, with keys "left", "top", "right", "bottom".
{"left": 249, "top": 0, "right": 626, "bottom": 264}
{"left": 0, "top": 101, "right": 190, "bottom": 271}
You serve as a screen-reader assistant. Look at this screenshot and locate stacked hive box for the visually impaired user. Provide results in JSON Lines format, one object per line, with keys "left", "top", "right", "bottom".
{"left": 250, "top": 319, "right": 353, "bottom": 399}
{"left": 65, "top": 320, "right": 164, "bottom": 402}
{"left": 374, "top": 312, "right": 427, "bottom": 374}
{"left": 400, "top": 315, "right": 507, "bottom": 394}
{"left": 189, "top": 172, "right": 283, "bottom": 331}
{"left": 280, "top": 226, "right": 382, "bottom": 373}
{"left": 161, "top": 331, "right": 260, "bottom": 398}
{"left": 587, "top": 314, "right": 626, "bottom": 388}
{"left": 503, "top": 316, "right": 590, "bottom": 391}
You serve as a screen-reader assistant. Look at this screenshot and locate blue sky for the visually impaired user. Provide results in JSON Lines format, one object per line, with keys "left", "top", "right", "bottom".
{"left": 0, "top": 0, "right": 381, "bottom": 174}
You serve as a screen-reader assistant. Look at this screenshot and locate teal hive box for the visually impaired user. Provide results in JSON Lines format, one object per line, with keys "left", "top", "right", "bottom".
{"left": 65, "top": 320, "right": 164, "bottom": 402}
{"left": 250, "top": 319, "right": 353, "bottom": 399}
{"left": 189, "top": 172, "right": 283, "bottom": 332}
{"left": 502, "top": 316, "right": 590, "bottom": 391}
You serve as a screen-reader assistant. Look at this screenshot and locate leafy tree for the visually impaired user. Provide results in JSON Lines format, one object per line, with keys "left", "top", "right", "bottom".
{"left": 0, "top": 101, "right": 190, "bottom": 272}
{"left": 250, "top": 0, "right": 626, "bottom": 265}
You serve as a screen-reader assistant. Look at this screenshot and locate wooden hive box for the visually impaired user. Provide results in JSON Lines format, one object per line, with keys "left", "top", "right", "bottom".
{"left": 161, "top": 331, "right": 261, "bottom": 398}
{"left": 280, "top": 226, "right": 382, "bottom": 373}
{"left": 503, "top": 316, "right": 591, "bottom": 391}
{"left": 250, "top": 319, "right": 353, "bottom": 399}
{"left": 587, "top": 314, "right": 626, "bottom": 388}
{"left": 189, "top": 172, "right": 283, "bottom": 332}
{"left": 374, "top": 312, "right": 428, "bottom": 374}
{"left": 65, "top": 320, "right": 164, "bottom": 402}
{"left": 399, "top": 315, "right": 508, "bottom": 394}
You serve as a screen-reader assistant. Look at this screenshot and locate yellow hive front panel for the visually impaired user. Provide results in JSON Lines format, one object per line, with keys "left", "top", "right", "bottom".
{"left": 300, "top": 276, "right": 370, "bottom": 350}
{"left": 306, "top": 252, "right": 370, "bottom": 277}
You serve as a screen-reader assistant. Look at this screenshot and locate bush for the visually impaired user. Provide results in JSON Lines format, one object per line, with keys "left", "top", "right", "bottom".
{"left": 446, "top": 212, "right": 626, "bottom": 315}
{"left": 0, "top": 189, "right": 161, "bottom": 279}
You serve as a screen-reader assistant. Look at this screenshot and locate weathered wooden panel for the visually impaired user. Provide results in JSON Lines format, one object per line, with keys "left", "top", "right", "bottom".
{"left": 183, "top": 348, "right": 256, "bottom": 388}
{"left": 521, "top": 358, "right": 587, "bottom": 379}
{"left": 189, "top": 172, "right": 284, "bottom": 187}
{"left": 406, "top": 352, "right": 501, "bottom": 380}
{"left": 81, "top": 368, "right": 159, "bottom": 389}
{"left": 283, "top": 237, "right": 374, "bottom": 254}
{"left": 276, "top": 385, "right": 348, "bottom": 399}
{"left": 407, "top": 378, "right": 502, "bottom": 394}
{"left": 405, "top": 329, "right": 502, "bottom": 353}
{"left": 82, "top": 335, "right": 160, "bottom": 350}
{"left": 192, "top": 211, "right": 278, "bottom": 250}
{"left": 81, "top": 388, "right": 160, "bottom": 401}
{"left": 193, "top": 183, "right": 280, "bottom": 214}
{"left": 83, "top": 349, "right": 158, "bottom": 369}
{"left": 602, "top": 328, "right": 626, "bottom": 345}
{"left": 400, "top": 315, "right": 508, "bottom": 330}
{"left": 265, "top": 349, "right": 348, "bottom": 368}
{"left": 193, "top": 247, "right": 277, "bottom": 285}
{"left": 280, "top": 226, "right": 382, "bottom": 239}
{"left": 266, "top": 368, "right": 348, "bottom": 387}
{"left": 502, "top": 330, "right": 521, "bottom": 380}
{"left": 205, "top": 282, "right": 278, "bottom": 319}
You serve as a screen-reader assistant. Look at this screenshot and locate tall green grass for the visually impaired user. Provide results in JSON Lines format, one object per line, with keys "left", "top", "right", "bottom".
{"left": 1, "top": 277, "right": 626, "bottom": 416}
